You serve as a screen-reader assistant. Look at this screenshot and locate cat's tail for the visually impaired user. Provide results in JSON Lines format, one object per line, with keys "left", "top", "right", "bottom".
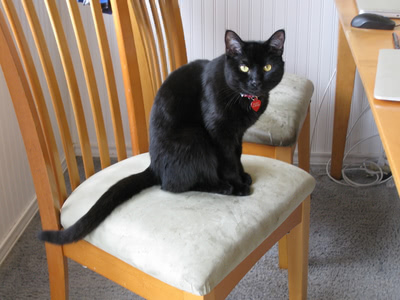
{"left": 38, "top": 167, "right": 157, "bottom": 245}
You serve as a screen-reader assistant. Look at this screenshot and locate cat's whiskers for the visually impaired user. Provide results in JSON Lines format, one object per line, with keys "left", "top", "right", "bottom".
{"left": 216, "top": 86, "right": 236, "bottom": 98}
{"left": 215, "top": 87, "right": 241, "bottom": 106}
{"left": 213, "top": 87, "right": 237, "bottom": 111}
{"left": 224, "top": 93, "right": 242, "bottom": 111}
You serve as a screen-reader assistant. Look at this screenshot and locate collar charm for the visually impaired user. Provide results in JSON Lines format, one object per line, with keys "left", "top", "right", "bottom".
{"left": 240, "top": 93, "right": 262, "bottom": 112}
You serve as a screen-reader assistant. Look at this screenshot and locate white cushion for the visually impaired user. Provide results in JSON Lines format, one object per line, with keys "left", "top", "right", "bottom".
{"left": 61, "top": 153, "right": 315, "bottom": 296}
{"left": 243, "top": 73, "right": 314, "bottom": 146}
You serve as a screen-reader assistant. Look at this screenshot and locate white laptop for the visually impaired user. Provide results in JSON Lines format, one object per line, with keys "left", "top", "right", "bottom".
{"left": 356, "top": 0, "right": 400, "bottom": 18}
{"left": 374, "top": 49, "right": 400, "bottom": 102}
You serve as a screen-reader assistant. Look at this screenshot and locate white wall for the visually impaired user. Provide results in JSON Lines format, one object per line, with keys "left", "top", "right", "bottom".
{"left": 0, "top": 0, "right": 383, "bottom": 264}
{"left": 0, "top": 69, "right": 37, "bottom": 265}
{"left": 0, "top": 2, "right": 38, "bottom": 265}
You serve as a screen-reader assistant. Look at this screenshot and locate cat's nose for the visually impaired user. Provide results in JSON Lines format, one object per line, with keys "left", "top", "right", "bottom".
{"left": 250, "top": 79, "right": 261, "bottom": 88}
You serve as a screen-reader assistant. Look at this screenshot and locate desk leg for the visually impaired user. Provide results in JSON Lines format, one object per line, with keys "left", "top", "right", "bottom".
{"left": 330, "top": 24, "right": 356, "bottom": 179}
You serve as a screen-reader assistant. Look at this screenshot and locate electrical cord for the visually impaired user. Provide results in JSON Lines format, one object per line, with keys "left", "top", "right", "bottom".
{"left": 310, "top": 69, "right": 337, "bottom": 147}
{"left": 309, "top": 69, "right": 393, "bottom": 187}
{"left": 325, "top": 134, "right": 392, "bottom": 187}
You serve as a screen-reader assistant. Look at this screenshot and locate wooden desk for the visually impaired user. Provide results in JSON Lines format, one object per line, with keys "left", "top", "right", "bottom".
{"left": 331, "top": 0, "right": 400, "bottom": 196}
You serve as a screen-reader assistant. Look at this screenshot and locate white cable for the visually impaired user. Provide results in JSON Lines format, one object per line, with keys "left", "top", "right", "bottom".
{"left": 345, "top": 105, "right": 371, "bottom": 139}
{"left": 310, "top": 69, "right": 337, "bottom": 146}
{"left": 326, "top": 134, "right": 392, "bottom": 187}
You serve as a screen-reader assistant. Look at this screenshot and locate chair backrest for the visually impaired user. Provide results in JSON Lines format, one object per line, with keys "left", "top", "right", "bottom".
{"left": 0, "top": 0, "right": 186, "bottom": 232}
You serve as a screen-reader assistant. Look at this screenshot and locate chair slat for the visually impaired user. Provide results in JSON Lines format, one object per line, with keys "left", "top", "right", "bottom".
{"left": 169, "top": 0, "right": 188, "bottom": 68}
{"left": 44, "top": 0, "right": 95, "bottom": 178}
{"left": 138, "top": 0, "right": 162, "bottom": 92}
{"left": 149, "top": 0, "right": 168, "bottom": 81}
{"left": 1, "top": 0, "right": 67, "bottom": 204}
{"left": 20, "top": 0, "right": 81, "bottom": 191}
{"left": 158, "top": 0, "right": 187, "bottom": 71}
{"left": 158, "top": 0, "right": 176, "bottom": 70}
{"left": 111, "top": 0, "right": 149, "bottom": 155}
{"left": 89, "top": 0, "right": 127, "bottom": 161}
{"left": 66, "top": 0, "right": 111, "bottom": 169}
{"left": 129, "top": 1, "right": 155, "bottom": 94}
{"left": 128, "top": 0, "right": 158, "bottom": 127}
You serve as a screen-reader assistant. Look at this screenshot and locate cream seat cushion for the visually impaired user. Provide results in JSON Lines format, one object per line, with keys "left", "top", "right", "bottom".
{"left": 243, "top": 73, "right": 314, "bottom": 146}
{"left": 61, "top": 153, "right": 315, "bottom": 296}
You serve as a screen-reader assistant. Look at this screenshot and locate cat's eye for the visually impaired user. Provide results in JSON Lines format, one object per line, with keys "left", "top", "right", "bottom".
{"left": 239, "top": 64, "right": 249, "bottom": 73}
{"left": 264, "top": 64, "right": 272, "bottom": 72}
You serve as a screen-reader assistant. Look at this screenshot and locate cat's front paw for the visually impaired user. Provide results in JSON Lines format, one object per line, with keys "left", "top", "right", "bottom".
{"left": 241, "top": 172, "right": 252, "bottom": 185}
{"left": 233, "top": 182, "right": 251, "bottom": 196}
{"left": 219, "top": 182, "right": 235, "bottom": 195}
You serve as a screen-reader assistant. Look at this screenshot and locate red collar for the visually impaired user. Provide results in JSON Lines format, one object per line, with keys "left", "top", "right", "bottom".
{"left": 240, "top": 93, "right": 262, "bottom": 112}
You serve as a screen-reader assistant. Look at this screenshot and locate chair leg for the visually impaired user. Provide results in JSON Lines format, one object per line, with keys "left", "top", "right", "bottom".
{"left": 287, "top": 196, "right": 311, "bottom": 300}
{"left": 243, "top": 109, "right": 311, "bottom": 272}
{"left": 183, "top": 291, "right": 216, "bottom": 300}
{"left": 278, "top": 235, "right": 289, "bottom": 269}
{"left": 282, "top": 107, "right": 311, "bottom": 271}
{"left": 297, "top": 107, "right": 311, "bottom": 173}
{"left": 45, "top": 243, "right": 69, "bottom": 300}
{"left": 275, "top": 147, "right": 293, "bottom": 270}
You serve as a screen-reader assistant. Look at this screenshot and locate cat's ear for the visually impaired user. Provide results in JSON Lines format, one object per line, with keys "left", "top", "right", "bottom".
{"left": 225, "top": 30, "right": 244, "bottom": 57}
{"left": 265, "top": 29, "right": 285, "bottom": 56}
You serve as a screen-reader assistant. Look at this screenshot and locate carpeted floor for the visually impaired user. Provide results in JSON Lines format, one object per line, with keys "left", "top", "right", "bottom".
{"left": 1, "top": 165, "right": 400, "bottom": 299}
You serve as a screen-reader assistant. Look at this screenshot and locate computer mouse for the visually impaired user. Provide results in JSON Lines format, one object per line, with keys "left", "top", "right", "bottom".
{"left": 351, "top": 13, "right": 396, "bottom": 30}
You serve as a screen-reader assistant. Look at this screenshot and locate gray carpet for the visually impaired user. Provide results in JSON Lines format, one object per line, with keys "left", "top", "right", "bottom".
{"left": 1, "top": 165, "right": 400, "bottom": 300}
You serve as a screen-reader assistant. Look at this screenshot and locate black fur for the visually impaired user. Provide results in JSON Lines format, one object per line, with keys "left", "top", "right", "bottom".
{"left": 39, "top": 29, "right": 285, "bottom": 245}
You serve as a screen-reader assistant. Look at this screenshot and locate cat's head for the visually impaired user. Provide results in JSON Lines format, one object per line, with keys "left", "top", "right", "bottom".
{"left": 224, "top": 30, "right": 285, "bottom": 97}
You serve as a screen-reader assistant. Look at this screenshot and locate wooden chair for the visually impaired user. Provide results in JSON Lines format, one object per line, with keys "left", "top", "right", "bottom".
{"left": 0, "top": 0, "right": 315, "bottom": 299}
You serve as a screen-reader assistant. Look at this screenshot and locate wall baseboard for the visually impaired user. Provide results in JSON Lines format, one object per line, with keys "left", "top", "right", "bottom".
{"left": 0, "top": 197, "right": 38, "bottom": 266}
{"left": 0, "top": 156, "right": 67, "bottom": 267}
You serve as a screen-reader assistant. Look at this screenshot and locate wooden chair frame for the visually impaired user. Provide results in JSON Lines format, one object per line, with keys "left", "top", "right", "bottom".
{"left": 0, "top": 0, "right": 310, "bottom": 299}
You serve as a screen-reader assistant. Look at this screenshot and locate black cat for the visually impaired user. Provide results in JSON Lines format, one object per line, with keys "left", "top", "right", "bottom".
{"left": 39, "top": 29, "right": 285, "bottom": 245}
